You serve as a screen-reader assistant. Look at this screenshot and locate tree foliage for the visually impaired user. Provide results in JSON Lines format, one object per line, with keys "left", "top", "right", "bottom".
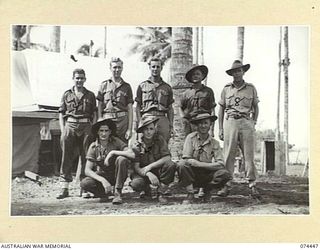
{"left": 76, "top": 43, "right": 103, "bottom": 57}
{"left": 127, "top": 27, "right": 172, "bottom": 63}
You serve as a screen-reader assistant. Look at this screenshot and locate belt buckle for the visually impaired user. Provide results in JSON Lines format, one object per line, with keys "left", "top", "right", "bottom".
{"left": 234, "top": 114, "right": 241, "bottom": 119}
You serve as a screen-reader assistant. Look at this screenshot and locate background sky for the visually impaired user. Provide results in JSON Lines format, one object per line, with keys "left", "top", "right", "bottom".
{"left": 29, "top": 25, "right": 309, "bottom": 149}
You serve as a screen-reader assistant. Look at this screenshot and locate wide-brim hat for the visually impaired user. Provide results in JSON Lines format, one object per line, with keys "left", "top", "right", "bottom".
{"left": 185, "top": 65, "right": 208, "bottom": 83}
{"left": 190, "top": 112, "right": 218, "bottom": 123}
{"left": 137, "top": 115, "right": 160, "bottom": 133}
{"left": 91, "top": 118, "right": 117, "bottom": 137}
{"left": 226, "top": 60, "right": 250, "bottom": 76}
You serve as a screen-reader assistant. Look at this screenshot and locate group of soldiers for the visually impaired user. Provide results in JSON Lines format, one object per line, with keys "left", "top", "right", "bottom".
{"left": 56, "top": 56, "right": 259, "bottom": 205}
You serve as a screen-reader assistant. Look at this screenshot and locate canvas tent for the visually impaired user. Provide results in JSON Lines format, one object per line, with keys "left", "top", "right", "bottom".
{"left": 12, "top": 49, "right": 109, "bottom": 177}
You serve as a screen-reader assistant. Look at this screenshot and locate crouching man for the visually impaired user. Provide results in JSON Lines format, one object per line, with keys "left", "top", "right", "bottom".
{"left": 129, "top": 115, "right": 176, "bottom": 204}
{"left": 80, "top": 118, "right": 131, "bottom": 204}
{"left": 177, "top": 113, "right": 232, "bottom": 204}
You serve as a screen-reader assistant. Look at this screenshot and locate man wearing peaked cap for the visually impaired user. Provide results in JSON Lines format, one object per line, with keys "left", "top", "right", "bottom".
{"left": 179, "top": 64, "right": 217, "bottom": 136}
{"left": 218, "top": 60, "right": 260, "bottom": 198}
{"left": 176, "top": 112, "right": 231, "bottom": 204}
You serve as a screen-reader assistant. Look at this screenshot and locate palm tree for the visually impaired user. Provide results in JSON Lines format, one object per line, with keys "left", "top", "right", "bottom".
{"left": 76, "top": 42, "right": 103, "bottom": 57}
{"left": 237, "top": 26, "right": 245, "bottom": 61}
{"left": 49, "top": 26, "right": 61, "bottom": 52}
{"left": 12, "top": 25, "right": 27, "bottom": 50}
{"left": 170, "top": 27, "right": 193, "bottom": 88}
{"left": 127, "top": 27, "right": 172, "bottom": 63}
{"left": 283, "top": 26, "right": 290, "bottom": 173}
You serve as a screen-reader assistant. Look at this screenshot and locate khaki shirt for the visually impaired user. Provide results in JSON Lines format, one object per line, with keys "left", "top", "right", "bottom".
{"left": 131, "top": 134, "right": 170, "bottom": 168}
{"left": 59, "top": 86, "right": 96, "bottom": 119}
{"left": 96, "top": 78, "right": 133, "bottom": 113}
{"left": 135, "top": 77, "right": 174, "bottom": 113}
{"left": 179, "top": 84, "right": 216, "bottom": 119}
{"left": 219, "top": 82, "right": 259, "bottom": 117}
{"left": 182, "top": 131, "right": 224, "bottom": 165}
{"left": 86, "top": 137, "right": 127, "bottom": 169}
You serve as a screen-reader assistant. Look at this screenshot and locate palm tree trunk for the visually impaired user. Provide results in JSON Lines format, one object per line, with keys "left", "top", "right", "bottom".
{"left": 26, "top": 25, "right": 31, "bottom": 49}
{"left": 193, "top": 27, "right": 199, "bottom": 64}
{"left": 103, "top": 27, "right": 107, "bottom": 58}
{"left": 283, "top": 26, "right": 290, "bottom": 174}
{"left": 237, "top": 27, "right": 245, "bottom": 61}
{"left": 49, "top": 26, "right": 61, "bottom": 52}
{"left": 170, "top": 27, "right": 193, "bottom": 88}
{"left": 276, "top": 27, "right": 282, "bottom": 141}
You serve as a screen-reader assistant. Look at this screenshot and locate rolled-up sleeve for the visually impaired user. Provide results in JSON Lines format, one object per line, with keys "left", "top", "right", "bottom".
{"left": 96, "top": 82, "right": 105, "bottom": 102}
{"left": 158, "top": 136, "right": 170, "bottom": 158}
{"left": 182, "top": 134, "right": 194, "bottom": 159}
{"left": 212, "top": 142, "right": 224, "bottom": 166}
{"left": 252, "top": 85, "right": 260, "bottom": 105}
{"left": 135, "top": 85, "right": 142, "bottom": 105}
{"left": 218, "top": 87, "right": 226, "bottom": 107}
{"left": 59, "top": 92, "right": 67, "bottom": 114}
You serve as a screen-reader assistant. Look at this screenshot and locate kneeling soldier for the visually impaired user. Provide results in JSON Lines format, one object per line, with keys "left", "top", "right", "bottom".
{"left": 177, "top": 113, "right": 232, "bottom": 204}
{"left": 129, "top": 115, "right": 176, "bottom": 204}
{"left": 80, "top": 118, "right": 131, "bottom": 204}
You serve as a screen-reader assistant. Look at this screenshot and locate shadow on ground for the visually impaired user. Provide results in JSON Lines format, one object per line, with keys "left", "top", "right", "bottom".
{"left": 10, "top": 174, "right": 309, "bottom": 216}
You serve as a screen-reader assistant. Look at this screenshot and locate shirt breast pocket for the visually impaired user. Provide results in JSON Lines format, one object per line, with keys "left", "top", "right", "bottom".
{"left": 197, "top": 92, "right": 211, "bottom": 109}
{"left": 225, "top": 94, "right": 235, "bottom": 108}
{"left": 104, "top": 90, "right": 113, "bottom": 103}
{"left": 142, "top": 90, "right": 155, "bottom": 102}
{"left": 241, "top": 96, "right": 253, "bottom": 108}
{"left": 158, "top": 90, "right": 169, "bottom": 106}
{"left": 115, "top": 91, "right": 128, "bottom": 106}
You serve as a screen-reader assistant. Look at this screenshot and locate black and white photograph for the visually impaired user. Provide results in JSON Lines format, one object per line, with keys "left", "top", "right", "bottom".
{"left": 11, "top": 24, "right": 309, "bottom": 216}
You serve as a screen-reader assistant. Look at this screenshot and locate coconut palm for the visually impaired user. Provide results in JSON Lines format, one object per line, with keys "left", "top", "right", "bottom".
{"left": 170, "top": 27, "right": 193, "bottom": 88}
{"left": 237, "top": 27, "right": 245, "bottom": 61}
{"left": 49, "top": 26, "right": 61, "bottom": 52}
{"left": 76, "top": 42, "right": 103, "bottom": 58}
{"left": 12, "top": 25, "right": 27, "bottom": 50}
{"left": 127, "top": 27, "right": 172, "bottom": 63}
{"left": 12, "top": 25, "right": 50, "bottom": 51}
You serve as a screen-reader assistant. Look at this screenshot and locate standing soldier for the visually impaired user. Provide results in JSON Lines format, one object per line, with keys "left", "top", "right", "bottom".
{"left": 135, "top": 58, "right": 174, "bottom": 143}
{"left": 179, "top": 64, "right": 216, "bottom": 136}
{"left": 57, "top": 68, "right": 97, "bottom": 199}
{"left": 218, "top": 60, "right": 260, "bottom": 197}
{"left": 97, "top": 57, "right": 133, "bottom": 144}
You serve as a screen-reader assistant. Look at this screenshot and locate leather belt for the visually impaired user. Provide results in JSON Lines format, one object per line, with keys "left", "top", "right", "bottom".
{"left": 103, "top": 111, "right": 127, "bottom": 119}
{"left": 144, "top": 110, "right": 166, "bottom": 116}
{"left": 67, "top": 117, "right": 90, "bottom": 123}
{"left": 227, "top": 114, "right": 247, "bottom": 120}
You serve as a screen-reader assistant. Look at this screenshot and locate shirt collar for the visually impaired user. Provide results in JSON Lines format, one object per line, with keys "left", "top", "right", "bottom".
{"left": 148, "top": 77, "right": 164, "bottom": 86}
{"left": 109, "top": 78, "right": 124, "bottom": 86}
{"left": 71, "top": 86, "right": 88, "bottom": 94}
{"left": 231, "top": 81, "right": 247, "bottom": 91}
{"left": 191, "top": 83, "right": 205, "bottom": 90}
{"left": 195, "top": 132, "right": 212, "bottom": 146}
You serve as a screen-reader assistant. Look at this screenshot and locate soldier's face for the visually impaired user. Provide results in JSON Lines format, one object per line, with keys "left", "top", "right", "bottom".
{"left": 231, "top": 68, "right": 244, "bottom": 80}
{"left": 98, "top": 125, "right": 111, "bottom": 141}
{"left": 73, "top": 73, "right": 86, "bottom": 88}
{"left": 143, "top": 123, "right": 156, "bottom": 140}
{"left": 197, "top": 118, "right": 211, "bottom": 134}
{"left": 110, "top": 62, "right": 123, "bottom": 78}
{"left": 149, "top": 61, "right": 162, "bottom": 77}
{"left": 191, "top": 69, "right": 204, "bottom": 83}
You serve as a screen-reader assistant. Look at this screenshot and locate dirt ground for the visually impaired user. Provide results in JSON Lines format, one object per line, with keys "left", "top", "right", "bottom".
{"left": 11, "top": 171, "right": 309, "bottom": 216}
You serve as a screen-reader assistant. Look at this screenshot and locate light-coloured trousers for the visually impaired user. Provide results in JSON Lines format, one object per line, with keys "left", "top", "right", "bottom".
{"left": 223, "top": 118, "right": 257, "bottom": 181}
